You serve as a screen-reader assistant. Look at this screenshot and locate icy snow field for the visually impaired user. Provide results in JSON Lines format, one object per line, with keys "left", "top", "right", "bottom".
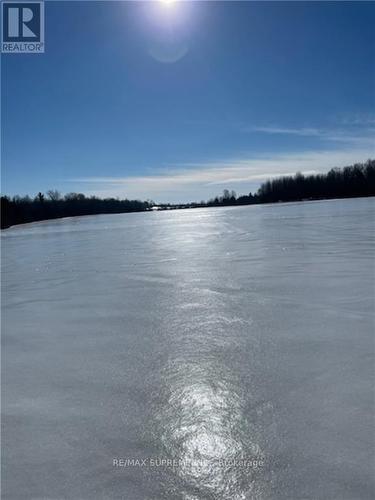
{"left": 2, "top": 198, "right": 374, "bottom": 499}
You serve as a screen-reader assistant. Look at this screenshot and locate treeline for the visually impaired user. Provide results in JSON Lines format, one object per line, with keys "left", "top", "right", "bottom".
{"left": 0, "top": 191, "right": 151, "bottom": 229}
{"left": 204, "top": 159, "right": 375, "bottom": 207}
{"left": 255, "top": 159, "right": 375, "bottom": 204}
{"left": 1, "top": 160, "right": 374, "bottom": 228}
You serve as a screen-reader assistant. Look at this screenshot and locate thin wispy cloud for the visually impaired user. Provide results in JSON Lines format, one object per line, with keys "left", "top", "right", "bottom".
{"left": 339, "top": 112, "right": 375, "bottom": 126}
{"left": 69, "top": 145, "right": 374, "bottom": 203}
{"left": 250, "top": 126, "right": 322, "bottom": 137}
{"left": 247, "top": 125, "right": 375, "bottom": 145}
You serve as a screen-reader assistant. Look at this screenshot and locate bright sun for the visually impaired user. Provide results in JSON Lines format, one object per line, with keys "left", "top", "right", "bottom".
{"left": 160, "top": 0, "right": 176, "bottom": 5}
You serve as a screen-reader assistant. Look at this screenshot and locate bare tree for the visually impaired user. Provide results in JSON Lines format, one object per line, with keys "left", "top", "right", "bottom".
{"left": 47, "top": 190, "right": 61, "bottom": 202}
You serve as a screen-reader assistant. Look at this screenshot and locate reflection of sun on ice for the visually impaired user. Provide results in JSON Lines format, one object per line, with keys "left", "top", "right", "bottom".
{"left": 163, "top": 380, "right": 247, "bottom": 494}
{"left": 160, "top": 0, "right": 176, "bottom": 5}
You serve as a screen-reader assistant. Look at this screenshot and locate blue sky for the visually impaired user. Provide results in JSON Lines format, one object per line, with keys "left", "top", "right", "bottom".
{"left": 2, "top": 1, "right": 375, "bottom": 202}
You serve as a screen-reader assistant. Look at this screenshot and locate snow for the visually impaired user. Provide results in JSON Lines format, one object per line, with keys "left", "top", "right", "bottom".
{"left": 2, "top": 197, "right": 374, "bottom": 499}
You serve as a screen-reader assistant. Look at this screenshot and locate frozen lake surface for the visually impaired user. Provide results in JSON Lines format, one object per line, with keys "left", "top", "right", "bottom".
{"left": 2, "top": 198, "right": 374, "bottom": 499}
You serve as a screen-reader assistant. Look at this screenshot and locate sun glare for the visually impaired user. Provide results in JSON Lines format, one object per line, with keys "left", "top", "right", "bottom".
{"left": 160, "top": 0, "right": 176, "bottom": 6}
